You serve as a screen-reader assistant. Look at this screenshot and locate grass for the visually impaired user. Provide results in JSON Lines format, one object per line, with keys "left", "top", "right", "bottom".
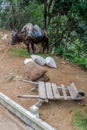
{"left": 9, "top": 47, "right": 52, "bottom": 58}
{"left": 73, "top": 110, "right": 87, "bottom": 130}
{"left": 9, "top": 48, "right": 30, "bottom": 58}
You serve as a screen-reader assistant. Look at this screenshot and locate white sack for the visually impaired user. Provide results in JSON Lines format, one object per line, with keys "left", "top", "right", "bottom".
{"left": 24, "top": 58, "right": 33, "bottom": 65}
{"left": 31, "top": 54, "right": 46, "bottom": 66}
{"left": 45, "top": 57, "right": 57, "bottom": 68}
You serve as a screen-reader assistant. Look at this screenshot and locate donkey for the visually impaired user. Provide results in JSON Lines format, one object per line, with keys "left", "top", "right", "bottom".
{"left": 9, "top": 23, "right": 49, "bottom": 53}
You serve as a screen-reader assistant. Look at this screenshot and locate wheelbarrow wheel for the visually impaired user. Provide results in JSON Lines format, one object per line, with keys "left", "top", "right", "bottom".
{"left": 78, "top": 90, "right": 85, "bottom": 97}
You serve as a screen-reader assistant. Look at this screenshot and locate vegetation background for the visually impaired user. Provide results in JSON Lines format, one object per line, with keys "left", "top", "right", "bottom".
{"left": 0, "top": 0, "right": 87, "bottom": 68}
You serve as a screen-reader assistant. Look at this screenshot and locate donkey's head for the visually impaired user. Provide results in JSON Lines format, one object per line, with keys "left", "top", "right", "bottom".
{"left": 9, "top": 30, "right": 26, "bottom": 45}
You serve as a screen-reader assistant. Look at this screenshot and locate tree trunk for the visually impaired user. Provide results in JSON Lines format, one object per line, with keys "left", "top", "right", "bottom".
{"left": 44, "top": 0, "right": 47, "bottom": 29}
{"left": 11, "top": 3, "right": 16, "bottom": 30}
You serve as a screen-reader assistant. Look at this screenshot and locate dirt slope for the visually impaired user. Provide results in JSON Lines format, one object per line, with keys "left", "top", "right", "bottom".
{"left": 0, "top": 30, "right": 87, "bottom": 130}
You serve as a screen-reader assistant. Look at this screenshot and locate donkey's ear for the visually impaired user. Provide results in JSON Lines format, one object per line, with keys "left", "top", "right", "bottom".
{"left": 14, "top": 28, "right": 18, "bottom": 32}
{"left": 12, "top": 30, "right": 17, "bottom": 36}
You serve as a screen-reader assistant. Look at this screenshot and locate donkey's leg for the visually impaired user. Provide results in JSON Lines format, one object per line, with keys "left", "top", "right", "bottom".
{"left": 31, "top": 43, "right": 35, "bottom": 54}
{"left": 42, "top": 42, "right": 49, "bottom": 53}
{"left": 42, "top": 42, "right": 45, "bottom": 53}
{"left": 27, "top": 44, "right": 30, "bottom": 53}
{"left": 24, "top": 41, "right": 30, "bottom": 53}
{"left": 46, "top": 39, "right": 49, "bottom": 53}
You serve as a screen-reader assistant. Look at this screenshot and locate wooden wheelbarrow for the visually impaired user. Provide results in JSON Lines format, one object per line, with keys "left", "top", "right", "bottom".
{"left": 18, "top": 80, "right": 85, "bottom": 106}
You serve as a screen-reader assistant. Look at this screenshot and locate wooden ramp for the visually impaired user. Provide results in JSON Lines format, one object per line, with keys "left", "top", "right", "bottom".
{"left": 18, "top": 81, "right": 85, "bottom": 106}
{"left": 38, "top": 82, "right": 84, "bottom": 100}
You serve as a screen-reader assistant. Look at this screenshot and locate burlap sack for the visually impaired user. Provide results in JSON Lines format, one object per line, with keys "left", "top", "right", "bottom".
{"left": 36, "top": 74, "right": 49, "bottom": 82}
{"left": 24, "top": 61, "right": 47, "bottom": 81}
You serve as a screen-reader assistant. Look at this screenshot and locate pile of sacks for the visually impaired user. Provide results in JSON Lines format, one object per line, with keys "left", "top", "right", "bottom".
{"left": 24, "top": 55, "right": 57, "bottom": 82}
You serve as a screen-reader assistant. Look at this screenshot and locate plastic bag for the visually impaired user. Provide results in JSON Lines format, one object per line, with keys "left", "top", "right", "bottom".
{"left": 31, "top": 54, "right": 46, "bottom": 66}
{"left": 45, "top": 57, "right": 57, "bottom": 68}
{"left": 24, "top": 58, "right": 33, "bottom": 65}
{"left": 34, "top": 25, "right": 43, "bottom": 37}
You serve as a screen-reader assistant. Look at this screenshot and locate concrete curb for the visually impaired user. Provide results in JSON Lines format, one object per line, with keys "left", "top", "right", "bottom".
{"left": 0, "top": 93, "right": 56, "bottom": 130}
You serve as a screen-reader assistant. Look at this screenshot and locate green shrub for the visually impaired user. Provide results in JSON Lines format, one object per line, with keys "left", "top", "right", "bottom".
{"left": 73, "top": 110, "right": 87, "bottom": 130}
{"left": 74, "top": 57, "right": 87, "bottom": 69}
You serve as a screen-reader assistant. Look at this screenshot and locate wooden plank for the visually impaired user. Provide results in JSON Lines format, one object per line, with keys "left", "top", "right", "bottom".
{"left": 18, "top": 95, "right": 39, "bottom": 99}
{"left": 51, "top": 83, "right": 60, "bottom": 99}
{"left": 61, "top": 84, "right": 67, "bottom": 100}
{"left": 20, "top": 79, "right": 39, "bottom": 85}
{"left": 68, "top": 82, "right": 78, "bottom": 99}
{"left": 45, "top": 82, "right": 54, "bottom": 99}
{"left": 38, "top": 81, "right": 47, "bottom": 99}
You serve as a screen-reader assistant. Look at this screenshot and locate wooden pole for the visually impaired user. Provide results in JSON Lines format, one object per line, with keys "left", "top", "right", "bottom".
{"left": 18, "top": 95, "right": 39, "bottom": 99}
{"left": 20, "top": 79, "right": 39, "bottom": 85}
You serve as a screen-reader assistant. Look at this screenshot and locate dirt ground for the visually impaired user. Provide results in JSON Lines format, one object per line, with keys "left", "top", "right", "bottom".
{"left": 0, "top": 30, "right": 87, "bottom": 130}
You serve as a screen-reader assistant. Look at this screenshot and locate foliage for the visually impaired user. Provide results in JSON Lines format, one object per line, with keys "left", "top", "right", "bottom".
{"left": 74, "top": 57, "right": 87, "bottom": 69}
{"left": 54, "top": 38, "right": 87, "bottom": 68}
{"left": 46, "top": 0, "right": 87, "bottom": 69}
{"left": 0, "top": 0, "right": 44, "bottom": 30}
{"left": 48, "top": 15, "right": 69, "bottom": 47}
{"left": 73, "top": 110, "right": 87, "bottom": 130}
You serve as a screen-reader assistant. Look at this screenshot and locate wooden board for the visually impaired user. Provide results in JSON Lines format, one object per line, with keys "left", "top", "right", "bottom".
{"left": 68, "top": 82, "right": 78, "bottom": 99}
{"left": 38, "top": 81, "right": 47, "bottom": 99}
{"left": 45, "top": 82, "right": 54, "bottom": 99}
{"left": 51, "top": 83, "right": 60, "bottom": 99}
{"left": 18, "top": 95, "right": 39, "bottom": 98}
{"left": 61, "top": 84, "right": 67, "bottom": 100}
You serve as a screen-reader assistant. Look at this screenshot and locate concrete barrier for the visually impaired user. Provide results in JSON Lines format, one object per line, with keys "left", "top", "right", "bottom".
{"left": 0, "top": 93, "right": 56, "bottom": 130}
